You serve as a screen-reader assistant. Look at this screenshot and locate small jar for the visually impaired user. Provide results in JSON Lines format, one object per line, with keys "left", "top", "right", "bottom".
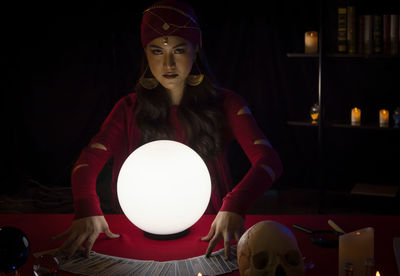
{"left": 345, "top": 262, "right": 354, "bottom": 276}
{"left": 364, "top": 258, "right": 375, "bottom": 276}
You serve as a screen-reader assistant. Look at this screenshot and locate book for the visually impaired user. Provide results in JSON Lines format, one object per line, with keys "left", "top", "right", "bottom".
{"left": 363, "top": 15, "right": 373, "bottom": 55}
{"left": 358, "top": 15, "right": 365, "bottom": 54}
{"left": 390, "top": 14, "right": 399, "bottom": 55}
{"left": 338, "top": 7, "right": 347, "bottom": 53}
{"left": 383, "top": 15, "right": 391, "bottom": 55}
{"left": 363, "top": 14, "right": 373, "bottom": 55}
{"left": 373, "top": 15, "right": 382, "bottom": 53}
{"left": 347, "top": 6, "right": 357, "bottom": 53}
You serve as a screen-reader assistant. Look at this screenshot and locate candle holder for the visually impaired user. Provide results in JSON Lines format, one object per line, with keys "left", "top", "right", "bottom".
{"left": 393, "top": 107, "right": 400, "bottom": 128}
{"left": 310, "top": 103, "right": 319, "bottom": 124}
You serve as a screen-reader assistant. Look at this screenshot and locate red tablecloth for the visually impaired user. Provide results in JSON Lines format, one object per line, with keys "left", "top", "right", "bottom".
{"left": 1, "top": 214, "right": 399, "bottom": 275}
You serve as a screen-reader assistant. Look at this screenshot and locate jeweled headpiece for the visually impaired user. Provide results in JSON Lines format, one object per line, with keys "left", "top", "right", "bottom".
{"left": 141, "top": 0, "right": 202, "bottom": 48}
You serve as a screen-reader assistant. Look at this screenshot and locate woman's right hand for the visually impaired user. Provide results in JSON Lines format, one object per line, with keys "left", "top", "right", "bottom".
{"left": 52, "top": 215, "right": 120, "bottom": 258}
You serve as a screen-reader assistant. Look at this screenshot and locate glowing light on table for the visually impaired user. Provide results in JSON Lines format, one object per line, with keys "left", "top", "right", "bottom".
{"left": 117, "top": 140, "right": 211, "bottom": 237}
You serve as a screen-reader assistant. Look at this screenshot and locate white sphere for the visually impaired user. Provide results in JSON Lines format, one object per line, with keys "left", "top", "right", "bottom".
{"left": 117, "top": 140, "right": 211, "bottom": 235}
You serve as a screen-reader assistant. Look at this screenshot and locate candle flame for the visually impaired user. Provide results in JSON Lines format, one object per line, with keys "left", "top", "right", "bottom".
{"left": 198, "top": 273, "right": 203, "bottom": 276}
{"left": 376, "top": 271, "right": 380, "bottom": 276}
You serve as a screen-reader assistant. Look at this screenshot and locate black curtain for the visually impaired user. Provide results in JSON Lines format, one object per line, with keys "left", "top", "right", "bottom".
{"left": 3, "top": 0, "right": 399, "bottom": 194}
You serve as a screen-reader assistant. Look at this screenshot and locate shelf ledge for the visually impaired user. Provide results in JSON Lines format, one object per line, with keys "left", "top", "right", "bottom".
{"left": 286, "top": 120, "right": 400, "bottom": 130}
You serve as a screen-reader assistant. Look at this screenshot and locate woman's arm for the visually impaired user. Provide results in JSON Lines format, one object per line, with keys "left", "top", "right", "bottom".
{"left": 71, "top": 95, "right": 132, "bottom": 219}
{"left": 220, "top": 90, "right": 283, "bottom": 215}
{"left": 202, "top": 90, "right": 283, "bottom": 258}
{"left": 53, "top": 95, "right": 134, "bottom": 257}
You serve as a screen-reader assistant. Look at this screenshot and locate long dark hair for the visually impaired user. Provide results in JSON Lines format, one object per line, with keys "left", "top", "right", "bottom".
{"left": 134, "top": 48, "right": 225, "bottom": 161}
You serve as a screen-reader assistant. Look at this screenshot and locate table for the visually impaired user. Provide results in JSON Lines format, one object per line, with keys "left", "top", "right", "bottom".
{"left": 1, "top": 214, "right": 399, "bottom": 275}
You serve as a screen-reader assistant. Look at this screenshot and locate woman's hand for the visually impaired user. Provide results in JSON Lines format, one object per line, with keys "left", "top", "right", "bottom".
{"left": 52, "top": 215, "right": 120, "bottom": 258}
{"left": 201, "top": 211, "right": 245, "bottom": 260}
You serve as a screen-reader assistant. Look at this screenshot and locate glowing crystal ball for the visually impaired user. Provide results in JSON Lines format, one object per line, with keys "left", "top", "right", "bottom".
{"left": 117, "top": 140, "right": 211, "bottom": 236}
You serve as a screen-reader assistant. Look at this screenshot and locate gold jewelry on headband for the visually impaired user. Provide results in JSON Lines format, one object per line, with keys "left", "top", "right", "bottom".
{"left": 143, "top": 7, "right": 201, "bottom": 47}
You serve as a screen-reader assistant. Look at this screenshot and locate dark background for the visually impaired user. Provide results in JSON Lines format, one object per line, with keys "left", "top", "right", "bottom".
{"left": 2, "top": 0, "right": 400, "bottom": 196}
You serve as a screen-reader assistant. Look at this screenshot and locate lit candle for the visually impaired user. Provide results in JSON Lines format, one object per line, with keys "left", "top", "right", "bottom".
{"left": 376, "top": 271, "right": 381, "bottom": 276}
{"left": 351, "top": 107, "right": 361, "bottom": 126}
{"left": 310, "top": 103, "right": 319, "bottom": 124}
{"left": 379, "top": 109, "right": 389, "bottom": 127}
{"left": 305, "top": 31, "right": 318, "bottom": 54}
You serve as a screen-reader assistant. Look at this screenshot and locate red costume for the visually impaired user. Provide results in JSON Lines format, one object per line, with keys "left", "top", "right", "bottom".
{"left": 71, "top": 89, "right": 283, "bottom": 219}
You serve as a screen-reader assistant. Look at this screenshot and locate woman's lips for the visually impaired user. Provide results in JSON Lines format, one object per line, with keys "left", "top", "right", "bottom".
{"left": 163, "top": 73, "right": 178, "bottom": 79}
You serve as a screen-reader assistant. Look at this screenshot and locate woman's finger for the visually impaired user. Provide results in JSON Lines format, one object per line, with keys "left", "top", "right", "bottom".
{"left": 234, "top": 230, "right": 241, "bottom": 243}
{"left": 57, "top": 232, "right": 85, "bottom": 258}
{"left": 104, "top": 228, "right": 120, "bottom": 239}
{"left": 223, "top": 231, "right": 232, "bottom": 260}
{"left": 205, "top": 234, "right": 220, "bottom": 257}
{"left": 52, "top": 228, "right": 71, "bottom": 241}
{"left": 67, "top": 235, "right": 88, "bottom": 259}
{"left": 201, "top": 224, "right": 215, "bottom": 242}
{"left": 85, "top": 232, "right": 100, "bottom": 257}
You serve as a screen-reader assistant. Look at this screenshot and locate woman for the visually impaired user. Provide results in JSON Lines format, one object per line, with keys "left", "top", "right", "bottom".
{"left": 53, "top": 0, "right": 283, "bottom": 261}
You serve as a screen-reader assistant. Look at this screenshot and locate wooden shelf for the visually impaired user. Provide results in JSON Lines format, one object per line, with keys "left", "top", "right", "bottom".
{"left": 286, "top": 120, "right": 318, "bottom": 127}
{"left": 329, "top": 123, "right": 400, "bottom": 130}
{"left": 287, "top": 53, "right": 400, "bottom": 59}
{"left": 286, "top": 53, "right": 318, "bottom": 58}
{"left": 287, "top": 120, "right": 400, "bottom": 130}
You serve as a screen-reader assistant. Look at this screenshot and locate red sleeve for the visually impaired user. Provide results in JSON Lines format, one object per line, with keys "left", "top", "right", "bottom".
{"left": 71, "top": 94, "right": 134, "bottom": 219}
{"left": 219, "top": 90, "right": 283, "bottom": 215}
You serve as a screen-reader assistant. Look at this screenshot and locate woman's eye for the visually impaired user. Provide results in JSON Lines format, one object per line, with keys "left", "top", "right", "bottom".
{"left": 174, "top": 48, "right": 185, "bottom": 54}
{"left": 151, "top": 49, "right": 163, "bottom": 55}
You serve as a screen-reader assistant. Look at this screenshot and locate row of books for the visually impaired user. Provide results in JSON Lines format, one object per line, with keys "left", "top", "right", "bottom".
{"left": 338, "top": 5, "right": 400, "bottom": 55}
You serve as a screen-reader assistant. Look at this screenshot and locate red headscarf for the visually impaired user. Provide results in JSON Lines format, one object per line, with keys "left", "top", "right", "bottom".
{"left": 140, "top": 0, "right": 202, "bottom": 48}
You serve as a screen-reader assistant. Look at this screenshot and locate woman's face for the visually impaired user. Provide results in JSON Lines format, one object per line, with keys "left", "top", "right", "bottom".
{"left": 145, "top": 36, "right": 196, "bottom": 93}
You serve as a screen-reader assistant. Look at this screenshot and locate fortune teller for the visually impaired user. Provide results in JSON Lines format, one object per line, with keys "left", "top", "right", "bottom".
{"left": 53, "top": 0, "right": 283, "bottom": 260}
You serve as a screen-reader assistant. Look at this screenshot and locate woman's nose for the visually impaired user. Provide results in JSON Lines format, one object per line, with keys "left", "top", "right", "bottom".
{"left": 163, "top": 52, "right": 176, "bottom": 69}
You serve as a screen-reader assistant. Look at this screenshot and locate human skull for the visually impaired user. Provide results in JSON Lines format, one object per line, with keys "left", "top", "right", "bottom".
{"left": 237, "top": 220, "right": 304, "bottom": 276}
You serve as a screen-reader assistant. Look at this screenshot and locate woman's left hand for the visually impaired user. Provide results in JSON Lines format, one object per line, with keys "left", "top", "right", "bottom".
{"left": 201, "top": 211, "right": 245, "bottom": 260}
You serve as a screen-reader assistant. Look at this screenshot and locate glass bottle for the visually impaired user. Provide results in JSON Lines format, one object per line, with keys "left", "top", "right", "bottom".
{"left": 310, "top": 103, "right": 320, "bottom": 124}
{"left": 364, "top": 258, "right": 375, "bottom": 276}
{"left": 393, "top": 107, "right": 400, "bottom": 128}
{"left": 345, "top": 262, "right": 354, "bottom": 276}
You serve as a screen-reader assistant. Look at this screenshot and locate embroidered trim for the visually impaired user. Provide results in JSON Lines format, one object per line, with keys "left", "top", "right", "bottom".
{"left": 260, "top": 164, "right": 276, "bottom": 182}
{"left": 144, "top": 5, "right": 198, "bottom": 25}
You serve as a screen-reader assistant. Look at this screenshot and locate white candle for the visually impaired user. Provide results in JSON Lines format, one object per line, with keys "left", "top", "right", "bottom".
{"left": 305, "top": 31, "right": 318, "bottom": 54}
{"left": 379, "top": 109, "right": 389, "bottom": 127}
{"left": 351, "top": 107, "right": 361, "bottom": 126}
{"left": 339, "top": 227, "right": 374, "bottom": 276}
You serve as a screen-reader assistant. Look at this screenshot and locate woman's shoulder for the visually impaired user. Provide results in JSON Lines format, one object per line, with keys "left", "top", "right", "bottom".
{"left": 113, "top": 92, "right": 138, "bottom": 109}
{"left": 219, "top": 88, "right": 248, "bottom": 111}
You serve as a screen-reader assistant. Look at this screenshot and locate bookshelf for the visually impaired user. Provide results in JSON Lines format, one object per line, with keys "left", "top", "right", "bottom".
{"left": 285, "top": 0, "right": 400, "bottom": 203}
